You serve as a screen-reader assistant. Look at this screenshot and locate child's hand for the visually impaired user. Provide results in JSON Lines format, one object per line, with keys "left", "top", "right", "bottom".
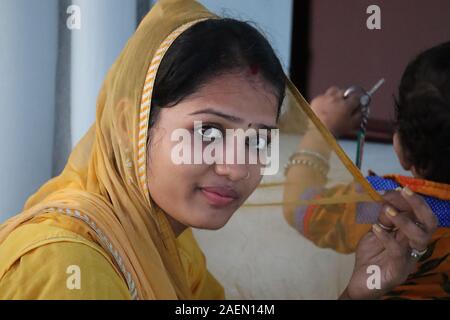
{"left": 344, "top": 187, "right": 438, "bottom": 299}
{"left": 310, "top": 86, "right": 363, "bottom": 137}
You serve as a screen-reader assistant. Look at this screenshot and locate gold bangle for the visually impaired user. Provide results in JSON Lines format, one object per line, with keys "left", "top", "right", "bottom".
{"left": 289, "top": 149, "right": 329, "bottom": 165}
{"left": 284, "top": 158, "right": 329, "bottom": 177}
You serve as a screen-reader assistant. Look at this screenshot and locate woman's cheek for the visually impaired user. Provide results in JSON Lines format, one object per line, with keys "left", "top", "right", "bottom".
{"left": 242, "top": 167, "right": 263, "bottom": 199}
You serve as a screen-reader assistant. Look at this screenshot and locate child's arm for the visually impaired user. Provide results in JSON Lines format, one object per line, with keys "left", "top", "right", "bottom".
{"left": 283, "top": 87, "right": 371, "bottom": 253}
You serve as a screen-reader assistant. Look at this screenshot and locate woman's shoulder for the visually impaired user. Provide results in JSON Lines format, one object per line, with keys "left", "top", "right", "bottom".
{"left": 176, "top": 228, "right": 225, "bottom": 300}
{"left": 0, "top": 214, "right": 130, "bottom": 299}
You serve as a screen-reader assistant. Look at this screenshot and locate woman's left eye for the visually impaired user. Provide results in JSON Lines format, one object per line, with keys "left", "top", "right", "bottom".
{"left": 195, "top": 125, "right": 223, "bottom": 140}
{"left": 247, "top": 135, "right": 269, "bottom": 150}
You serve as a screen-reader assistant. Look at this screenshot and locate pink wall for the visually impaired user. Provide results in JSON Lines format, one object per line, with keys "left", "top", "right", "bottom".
{"left": 308, "top": 0, "right": 450, "bottom": 139}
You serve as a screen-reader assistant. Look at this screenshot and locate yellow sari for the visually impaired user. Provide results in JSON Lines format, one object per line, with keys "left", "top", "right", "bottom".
{"left": 0, "top": 0, "right": 223, "bottom": 300}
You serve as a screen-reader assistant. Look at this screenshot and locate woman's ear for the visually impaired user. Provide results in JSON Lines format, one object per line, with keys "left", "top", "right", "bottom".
{"left": 393, "top": 132, "right": 412, "bottom": 171}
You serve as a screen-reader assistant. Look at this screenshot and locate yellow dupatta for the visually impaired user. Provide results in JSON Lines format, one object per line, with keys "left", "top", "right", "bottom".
{"left": 0, "top": 0, "right": 219, "bottom": 300}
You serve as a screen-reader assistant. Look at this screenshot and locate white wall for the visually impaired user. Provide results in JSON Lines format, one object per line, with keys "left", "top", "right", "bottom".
{"left": 0, "top": 0, "right": 58, "bottom": 221}
{"left": 339, "top": 139, "right": 409, "bottom": 177}
{"left": 0, "top": 0, "right": 138, "bottom": 222}
{"left": 70, "top": 0, "right": 137, "bottom": 146}
{"left": 199, "top": 0, "right": 293, "bottom": 74}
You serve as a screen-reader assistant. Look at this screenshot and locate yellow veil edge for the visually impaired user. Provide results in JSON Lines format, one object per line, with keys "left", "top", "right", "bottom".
{"left": 285, "top": 79, "right": 383, "bottom": 202}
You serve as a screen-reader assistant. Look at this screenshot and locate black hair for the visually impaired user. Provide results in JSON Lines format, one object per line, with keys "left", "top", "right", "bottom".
{"left": 149, "top": 18, "right": 286, "bottom": 128}
{"left": 394, "top": 41, "right": 450, "bottom": 183}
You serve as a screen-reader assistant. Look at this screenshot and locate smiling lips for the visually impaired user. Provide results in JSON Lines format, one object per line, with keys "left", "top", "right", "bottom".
{"left": 200, "top": 186, "right": 239, "bottom": 206}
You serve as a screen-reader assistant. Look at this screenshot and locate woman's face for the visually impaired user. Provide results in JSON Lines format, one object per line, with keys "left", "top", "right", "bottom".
{"left": 146, "top": 72, "right": 279, "bottom": 232}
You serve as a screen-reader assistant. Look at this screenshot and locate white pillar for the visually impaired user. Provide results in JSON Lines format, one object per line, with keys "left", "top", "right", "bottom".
{"left": 70, "top": 0, "right": 137, "bottom": 147}
{"left": 0, "top": 0, "right": 58, "bottom": 221}
{"left": 199, "top": 0, "right": 293, "bottom": 74}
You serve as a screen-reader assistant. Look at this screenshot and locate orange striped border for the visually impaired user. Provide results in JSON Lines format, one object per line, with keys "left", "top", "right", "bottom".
{"left": 137, "top": 19, "right": 210, "bottom": 194}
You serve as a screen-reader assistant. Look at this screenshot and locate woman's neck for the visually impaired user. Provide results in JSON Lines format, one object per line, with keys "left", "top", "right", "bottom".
{"left": 164, "top": 213, "right": 188, "bottom": 238}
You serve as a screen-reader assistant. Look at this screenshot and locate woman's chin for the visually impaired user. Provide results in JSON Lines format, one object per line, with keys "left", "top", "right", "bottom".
{"left": 184, "top": 197, "right": 239, "bottom": 230}
{"left": 189, "top": 212, "right": 234, "bottom": 231}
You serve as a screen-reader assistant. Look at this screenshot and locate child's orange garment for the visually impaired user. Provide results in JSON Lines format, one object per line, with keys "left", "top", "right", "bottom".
{"left": 289, "top": 175, "right": 450, "bottom": 299}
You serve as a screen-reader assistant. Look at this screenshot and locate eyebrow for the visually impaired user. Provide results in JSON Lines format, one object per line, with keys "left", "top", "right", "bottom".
{"left": 189, "top": 108, "right": 278, "bottom": 130}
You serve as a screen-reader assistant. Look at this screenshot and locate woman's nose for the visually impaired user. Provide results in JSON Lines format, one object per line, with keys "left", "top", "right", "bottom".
{"left": 213, "top": 135, "right": 251, "bottom": 181}
{"left": 214, "top": 163, "right": 249, "bottom": 181}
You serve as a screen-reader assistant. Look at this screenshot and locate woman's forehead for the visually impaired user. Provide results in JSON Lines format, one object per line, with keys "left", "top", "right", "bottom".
{"left": 173, "top": 73, "right": 279, "bottom": 123}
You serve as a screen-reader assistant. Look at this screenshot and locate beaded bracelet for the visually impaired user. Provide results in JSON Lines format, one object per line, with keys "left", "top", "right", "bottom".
{"left": 289, "top": 149, "right": 329, "bottom": 166}
{"left": 283, "top": 158, "right": 329, "bottom": 177}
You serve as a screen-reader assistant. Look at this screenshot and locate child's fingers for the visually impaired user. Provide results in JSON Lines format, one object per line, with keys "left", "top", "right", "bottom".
{"left": 325, "top": 86, "right": 340, "bottom": 96}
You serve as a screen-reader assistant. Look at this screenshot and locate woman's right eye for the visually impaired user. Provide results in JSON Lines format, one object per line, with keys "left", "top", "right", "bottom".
{"left": 195, "top": 126, "right": 223, "bottom": 141}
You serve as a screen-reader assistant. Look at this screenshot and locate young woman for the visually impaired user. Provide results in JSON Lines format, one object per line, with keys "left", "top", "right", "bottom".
{"left": 0, "top": 0, "right": 437, "bottom": 300}
{"left": 284, "top": 41, "right": 450, "bottom": 299}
